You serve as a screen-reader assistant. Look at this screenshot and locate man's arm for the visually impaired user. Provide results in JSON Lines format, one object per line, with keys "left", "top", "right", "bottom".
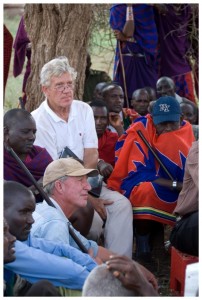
{"left": 29, "top": 236, "right": 97, "bottom": 272}
{"left": 152, "top": 178, "right": 183, "bottom": 192}
{"left": 108, "top": 112, "right": 124, "bottom": 137}
{"left": 186, "top": 141, "right": 198, "bottom": 189}
{"left": 83, "top": 148, "right": 98, "bottom": 169}
{"left": 5, "top": 239, "right": 97, "bottom": 290}
{"left": 31, "top": 216, "right": 99, "bottom": 258}
{"left": 122, "top": 4, "right": 135, "bottom": 37}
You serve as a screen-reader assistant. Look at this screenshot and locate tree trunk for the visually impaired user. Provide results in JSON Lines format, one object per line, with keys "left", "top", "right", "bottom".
{"left": 24, "top": 4, "right": 94, "bottom": 111}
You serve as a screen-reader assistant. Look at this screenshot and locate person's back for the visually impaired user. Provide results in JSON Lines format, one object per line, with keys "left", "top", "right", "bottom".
{"left": 110, "top": 4, "right": 158, "bottom": 105}
{"left": 170, "top": 140, "right": 198, "bottom": 256}
{"left": 155, "top": 4, "right": 197, "bottom": 103}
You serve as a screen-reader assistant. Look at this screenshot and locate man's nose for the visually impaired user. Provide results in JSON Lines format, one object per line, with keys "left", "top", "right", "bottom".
{"left": 8, "top": 231, "right": 16, "bottom": 243}
{"left": 95, "top": 118, "right": 101, "bottom": 124}
{"left": 83, "top": 178, "right": 92, "bottom": 191}
{"left": 117, "top": 96, "right": 123, "bottom": 103}
{"left": 28, "top": 131, "right": 35, "bottom": 140}
{"left": 27, "top": 214, "right": 35, "bottom": 225}
{"left": 165, "top": 123, "right": 173, "bottom": 131}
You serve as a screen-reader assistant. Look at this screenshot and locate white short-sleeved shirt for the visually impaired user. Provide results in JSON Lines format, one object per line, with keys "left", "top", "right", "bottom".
{"left": 31, "top": 99, "right": 98, "bottom": 160}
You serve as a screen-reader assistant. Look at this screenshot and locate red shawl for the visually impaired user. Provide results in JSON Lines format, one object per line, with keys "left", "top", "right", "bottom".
{"left": 98, "top": 129, "right": 118, "bottom": 166}
{"left": 107, "top": 115, "right": 195, "bottom": 225}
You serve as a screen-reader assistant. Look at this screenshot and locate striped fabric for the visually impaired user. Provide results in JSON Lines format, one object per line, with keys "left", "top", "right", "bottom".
{"left": 109, "top": 4, "right": 158, "bottom": 101}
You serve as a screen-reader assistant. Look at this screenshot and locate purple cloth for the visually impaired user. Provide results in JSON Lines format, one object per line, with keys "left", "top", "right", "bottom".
{"left": 155, "top": 4, "right": 192, "bottom": 77}
{"left": 4, "top": 145, "right": 53, "bottom": 187}
{"left": 13, "top": 16, "right": 31, "bottom": 102}
{"left": 13, "top": 17, "right": 30, "bottom": 77}
{"left": 109, "top": 4, "right": 158, "bottom": 101}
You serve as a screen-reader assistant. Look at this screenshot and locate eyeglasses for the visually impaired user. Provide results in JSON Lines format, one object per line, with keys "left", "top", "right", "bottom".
{"left": 54, "top": 83, "right": 74, "bottom": 92}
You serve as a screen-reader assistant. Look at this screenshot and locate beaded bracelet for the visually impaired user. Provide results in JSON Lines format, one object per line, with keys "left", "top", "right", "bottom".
{"left": 126, "top": 6, "right": 133, "bottom": 21}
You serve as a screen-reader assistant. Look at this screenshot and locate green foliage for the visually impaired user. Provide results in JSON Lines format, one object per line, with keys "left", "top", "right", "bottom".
{"left": 4, "top": 75, "right": 24, "bottom": 112}
{"left": 4, "top": 12, "right": 21, "bottom": 37}
{"left": 89, "top": 4, "right": 116, "bottom": 76}
{"left": 4, "top": 12, "right": 23, "bottom": 110}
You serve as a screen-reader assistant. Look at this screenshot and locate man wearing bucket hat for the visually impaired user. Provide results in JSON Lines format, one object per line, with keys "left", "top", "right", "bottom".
{"left": 31, "top": 157, "right": 115, "bottom": 262}
{"left": 108, "top": 96, "right": 195, "bottom": 263}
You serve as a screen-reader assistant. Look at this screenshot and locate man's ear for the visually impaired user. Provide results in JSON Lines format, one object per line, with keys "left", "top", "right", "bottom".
{"left": 54, "top": 180, "right": 63, "bottom": 194}
{"left": 4, "top": 126, "right": 9, "bottom": 145}
{"left": 42, "top": 85, "right": 49, "bottom": 97}
{"left": 4, "top": 126, "right": 9, "bottom": 137}
{"left": 4, "top": 126, "right": 9, "bottom": 135}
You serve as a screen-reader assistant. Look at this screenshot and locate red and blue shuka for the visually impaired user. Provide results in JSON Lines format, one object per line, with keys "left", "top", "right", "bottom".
{"left": 107, "top": 115, "right": 195, "bottom": 226}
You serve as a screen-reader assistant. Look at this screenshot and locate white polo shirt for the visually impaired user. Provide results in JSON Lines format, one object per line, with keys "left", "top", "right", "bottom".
{"left": 31, "top": 99, "right": 98, "bottom": 160}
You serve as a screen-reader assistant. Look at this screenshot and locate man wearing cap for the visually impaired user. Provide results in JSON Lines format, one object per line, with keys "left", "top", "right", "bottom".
{"left": 108, "top": 96, "right": 195, "bottom": 260}
{"left": 31, "top": 158, "right": 115, "bottom": 261}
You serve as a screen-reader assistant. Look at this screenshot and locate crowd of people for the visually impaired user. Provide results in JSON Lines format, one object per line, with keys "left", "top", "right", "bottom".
{"left": 4, "top": 3, "right": 198, "bottom": 297}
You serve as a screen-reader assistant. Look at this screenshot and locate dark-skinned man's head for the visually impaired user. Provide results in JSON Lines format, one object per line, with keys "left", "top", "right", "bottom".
{"left": 4, "top": 218, "right": 16, "bottom": 264}
{"left": 102, "top": 83, "right": 124, "bottom": 113}
{"left": 156, "top": 76, "right": 176, "bottom": 98}
{"left": 4, "top": 181, "right": 36, "bottom": 241}
{"left": 90, "top": 100, "right": 109, "bottom": 138}
{"left": 4, "top": 108, "right": 36, "bottom": 160}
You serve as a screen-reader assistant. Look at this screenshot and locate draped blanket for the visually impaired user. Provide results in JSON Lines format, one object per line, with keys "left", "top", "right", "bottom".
{"left": 13, "top": 16, "right": 30, "bottom": 78}
{"left": 109, "top": 4, "right": 158, "bottom": 99}
{"left": 110, "top": 4, "right": 158, "bottom": 70}
{"left": 107, "top": 115, "right": 195, "bottom": 225}
{"left": 4, "top": 146, "right": 53, "bottom": 187}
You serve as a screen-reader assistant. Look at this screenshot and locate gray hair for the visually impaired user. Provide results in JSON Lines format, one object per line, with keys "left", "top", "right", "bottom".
{"left": 43, "top": 175, "right": 69, "bottom": 196}
{"left": 40, "top": 56, "right": 77, "bottom": 86}
{"left": 82, "top": 264, "right": 138, "bottom": 296}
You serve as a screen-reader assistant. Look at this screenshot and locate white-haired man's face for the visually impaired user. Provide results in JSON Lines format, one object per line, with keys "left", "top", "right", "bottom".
{"left": 42, "top": 72, "right": 74, "bottom": 110}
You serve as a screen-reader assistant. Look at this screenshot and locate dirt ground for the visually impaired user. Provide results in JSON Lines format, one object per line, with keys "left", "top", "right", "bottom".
{"left": 133, "top": 224, "right": 178, "bottom": 297}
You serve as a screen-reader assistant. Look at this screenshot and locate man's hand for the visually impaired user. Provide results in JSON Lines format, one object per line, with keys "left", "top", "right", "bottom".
{"left": 106, "top": 255, "right": 159, "bottom": 296}
{"left": 88, "top": 248, "right": 103, "bottom": 265}
{"left": 98, "top": 161, "right": 113, "bottom": 179}
{"left": 113, "top": 30, "right": 127, "bottom": 41}
{"left": 109, "top": 112, "right": 123, "bottom": 127}
{"left": 109, "top": 112, "right": 124, "bottom": 136}
{"left": 88, "top": 194, "right": 114, "bottom": 220}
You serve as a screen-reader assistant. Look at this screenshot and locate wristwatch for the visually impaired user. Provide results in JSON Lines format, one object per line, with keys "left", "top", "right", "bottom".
{"left": 172, "top": 181, "right": 177, "bottom": 188}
